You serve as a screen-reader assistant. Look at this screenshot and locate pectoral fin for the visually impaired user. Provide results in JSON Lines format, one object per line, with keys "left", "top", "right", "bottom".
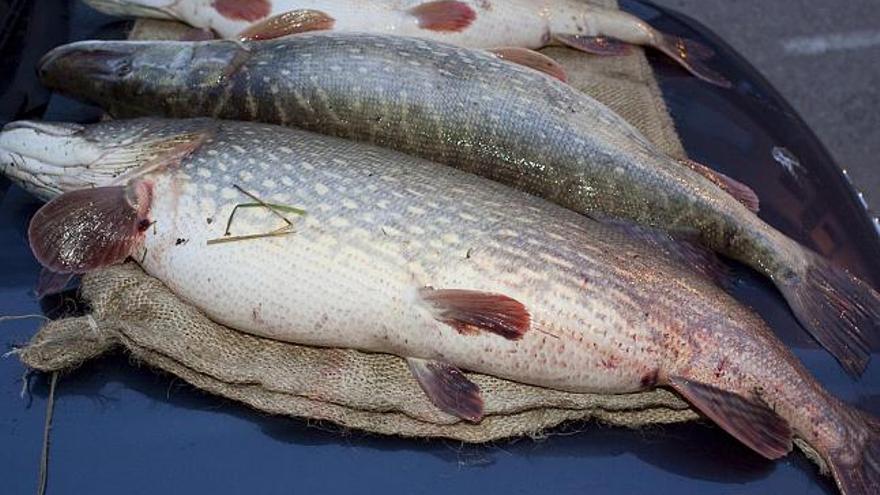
{"left": 554, "top": 34, "right": 633, "bottom": 56}
{"left": 35, "top": 268, "right": 75, "bottom": 298}
{"left": 489, "top": 47, "right": 568, "bottom": 82}
{"left": 28, "top": 183, "right": 153, "bottom": 274}
{"left": 668, "top": 377, "right": 792, "bottom": 459}
{"left": 237, "top": 9, "right": 336, "bottom": 41}
{"left": 407, "top": 358, "right": 483, "bottom": 422}
{"left": 420, "top": 287, "right": 530, "bottom": 340}
{"left": 679, "top": 158, "right": 759, "bottom": 213}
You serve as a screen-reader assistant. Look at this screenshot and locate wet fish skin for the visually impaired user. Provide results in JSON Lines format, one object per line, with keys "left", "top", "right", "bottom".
{"left": 1, "top": 117, "right": 878, "bottom": 495}
{"left": 37, "top": 34, "right": 880, "bottom": 376}
{"left": 83, "top": 0, "right": 726, "bottom": 85}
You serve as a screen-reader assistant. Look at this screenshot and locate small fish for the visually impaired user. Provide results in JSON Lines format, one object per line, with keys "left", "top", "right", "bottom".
{"left": 1, "top": 117, "right": 878, "bottom": 495}
{"left": 82, "top": 0, "right": 728, "bottom": 85}
{"left": 37, "top": 34, "right": 880, "bottom": 378}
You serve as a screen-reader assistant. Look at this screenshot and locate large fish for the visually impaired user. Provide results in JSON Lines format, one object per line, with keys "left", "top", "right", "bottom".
{"left": 37, "top": 34, "right": 880, "bottom": 377}
{"left": 0, "top": 117, "right": 877, "bottom": 494}
{"left": 82, "top": 0, "right": 727, "bottom": 85}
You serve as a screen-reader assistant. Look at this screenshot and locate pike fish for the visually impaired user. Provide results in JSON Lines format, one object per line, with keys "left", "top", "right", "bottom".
{"left": 83, "top": 0, "right": 728, "bottom": 85}
{"left": 0, "top": 117, "right": 878, "bottom": 495}
{"left": 37, "top": 33, "right": 880, "bottom": 377}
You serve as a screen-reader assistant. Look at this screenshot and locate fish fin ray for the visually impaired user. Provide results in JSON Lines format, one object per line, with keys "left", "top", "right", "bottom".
{"left": 827, "top": 410, "right": 880, "bottom": 495}
{"left": 554, "top": 34, "right": 633, "bottom": 56}
{"left": 407, "top": 358, "right": 483, "bottom": 422}
{"left": 679, "top": 158, "right": 760, "bottom": 213}
{"left": 596, "top": 220, "right": 730, "bottom": 285}
{"left": 780, "top": 254, "right": 879, "bottom": 377}
{"left": 409, "top": 1, "right": 476, "bottom": 32}
{"left": 111, "top": 126, "right": 214, "bottom": 184}
{"left": 35, "top": 268, "right": 76, "bottom": 298}
{"left": 27, "top": 184, "right": 151, "bottom": 274}
{"left": 669, "top": 377, "right": 792, "bottom": 459}
{"left": 237, "top": 9, "right": 335, "bottom": 41}
{"left": 656, "top": 33, "right": 731, "bottom": 87}
{"left": 420, "top": 288, "right": 530, "bottom": 340}
{"left": 489, "top": 47, "right": 568, "bottom": 82}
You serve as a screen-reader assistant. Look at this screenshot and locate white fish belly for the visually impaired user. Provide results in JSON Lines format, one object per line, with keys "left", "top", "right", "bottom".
{"left": 135, "top": 128, "right": 663, "bottom": 394}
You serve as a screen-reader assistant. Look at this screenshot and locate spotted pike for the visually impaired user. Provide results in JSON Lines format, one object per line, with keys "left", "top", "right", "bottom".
{"left": 0, "top": 117, "right": 877, "bottom": 494}
{"left": 83, "top": 0, "right": 727, "bottom": 85}
{"left": 37, "top": 33, "right": 880, "bottom": 377}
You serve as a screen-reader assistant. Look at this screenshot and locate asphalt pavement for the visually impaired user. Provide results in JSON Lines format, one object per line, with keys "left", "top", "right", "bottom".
{"left": 651, "top": 0, "right": 879, "bottom": 213}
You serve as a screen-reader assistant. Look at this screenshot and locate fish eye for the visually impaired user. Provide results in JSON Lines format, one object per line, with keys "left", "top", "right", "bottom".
{"left": 114, "top": 59, "right": 133, "bottom": 77}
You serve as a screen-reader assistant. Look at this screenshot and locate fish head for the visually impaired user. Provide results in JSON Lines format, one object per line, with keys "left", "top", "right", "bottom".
{"left": 39, "top": 40, "right": 245, "bottom": 117}
{"left": 82, "top": 0, "right": 179, "bottom": 20}
{"left": 0, "top": 118, "right": 209, "bottom": 200}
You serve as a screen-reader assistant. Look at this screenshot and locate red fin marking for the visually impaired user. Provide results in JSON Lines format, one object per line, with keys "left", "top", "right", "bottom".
{"left": 407, "top": 358, "right": 483, "bottom": 422}
{"left": 669, "top": 377, "right": 792, "bottom": 459}
{"left": 489, "top": 47, "right": 568, "bottom": 82}
{"left": 420, "top": 288, "right": 530, "bottom": 340}
{"left": 554, "top": 34, "right": 633, "bottom": 56}
{"left": 212, "top": 0, "right": 271, "bottom": 22}
{"left": 238, "top": 9, "right": 335, "bottom": 41}
{"left": 27, "top": 183, "right": 152, "bottom": 274}
{"left": 656, "top": 33, "right": 731, "bottom": 88}
{"left": 35, "top": 268, "right": 75, "bottom": 298}
{"left": 781, "top": 253, "right": 880, "bottom": 377}
{"left": 679, "top": 158, "right": 760, "bottom": 213}
{"left": 409, "top": 1, "right": 476, "bottom": 33}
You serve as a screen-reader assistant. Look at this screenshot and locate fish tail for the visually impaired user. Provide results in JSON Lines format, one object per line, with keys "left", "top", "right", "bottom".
{"left": 655, "top": 32, "right": 731, "bottom": 88}
{"left": 778, "top": 250, "right": 879, "bottom": 377}
{"left": 825, "top": 408, "right": 880, "bottom": 495}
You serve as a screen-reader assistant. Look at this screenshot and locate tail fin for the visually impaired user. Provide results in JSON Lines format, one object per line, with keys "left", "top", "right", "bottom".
{"left": 828, "top": 411, "right": 880, "bottom": 495}
{"left": 780, "top": 253, "right": 879, "bottom": 377}
{"left": 655, "top": 33, "right": 731, "bottom": 88}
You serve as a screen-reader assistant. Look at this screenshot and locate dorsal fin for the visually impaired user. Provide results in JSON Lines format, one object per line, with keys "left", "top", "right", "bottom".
{"left": 489, "top": 47, "right": 568, "bottom": 82}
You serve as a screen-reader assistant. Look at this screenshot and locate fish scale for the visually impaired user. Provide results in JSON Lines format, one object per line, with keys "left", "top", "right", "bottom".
{"left": 42, "top": 31, "right": 879, "bottom": 378}
{"left": 3, "top": 118, "right": 879, "bottom": 492}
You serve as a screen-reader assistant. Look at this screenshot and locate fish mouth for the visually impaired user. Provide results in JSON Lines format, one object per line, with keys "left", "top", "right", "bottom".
{"left": 0, "top": 120, "right": 104, "bottom": 201}
{"left": 39, "top": 42, "right": 137, "bottom": 88}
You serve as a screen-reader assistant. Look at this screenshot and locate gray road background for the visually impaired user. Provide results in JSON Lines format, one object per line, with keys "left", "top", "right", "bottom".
{"left": 651, "top": 0, "right": 879, "bottom": 212}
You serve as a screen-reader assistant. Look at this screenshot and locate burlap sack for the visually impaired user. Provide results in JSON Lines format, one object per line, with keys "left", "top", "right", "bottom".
{"left": 12, "top": 1, "right": 825, "bottom": 470}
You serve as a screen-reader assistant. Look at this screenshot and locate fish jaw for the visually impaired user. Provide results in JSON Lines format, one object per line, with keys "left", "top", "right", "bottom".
{"left": 82, "top": 0, "right": 179, "bottom": 20}
{"left": 0, "top": 118, "right": 212, "bottom": 200}
{"left": 38, "top": 40, "right": 242, "bottom": 117}
{"left": 0, "top": 121, "right": 105, "bottom": 200}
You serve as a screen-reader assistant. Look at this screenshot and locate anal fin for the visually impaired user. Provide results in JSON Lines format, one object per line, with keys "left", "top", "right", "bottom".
{"left": 420, "top": 287, "right": 530, "bottom": 340}
{"left": 668, "top": 377, "right": 792, "bottom": 459}
{"left": 407, "top": 358, "right": 483, "bottom": 422}
{"left": 554, "top": 34, "right": 633, "bottom": 56}
{"left": 237, "top": 9, "right": 336, "bottom": 41}
{"left": 679, "top": 158, "right": 760, "bottom": 213}
{"left": 489, "top": 47, "right": 568, "bottom": 82}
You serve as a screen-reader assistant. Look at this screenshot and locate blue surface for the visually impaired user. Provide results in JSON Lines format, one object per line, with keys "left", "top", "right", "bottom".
{"left": 1, "top": 1, "right": 879, "bottom": 494}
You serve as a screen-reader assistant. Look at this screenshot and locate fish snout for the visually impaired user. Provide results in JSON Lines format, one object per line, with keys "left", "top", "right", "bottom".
{"left": 38, "top": 42, "right": 135, "bottom": 91}
{"left": 0, "top": 120, "right": 105, "bottom": 200}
